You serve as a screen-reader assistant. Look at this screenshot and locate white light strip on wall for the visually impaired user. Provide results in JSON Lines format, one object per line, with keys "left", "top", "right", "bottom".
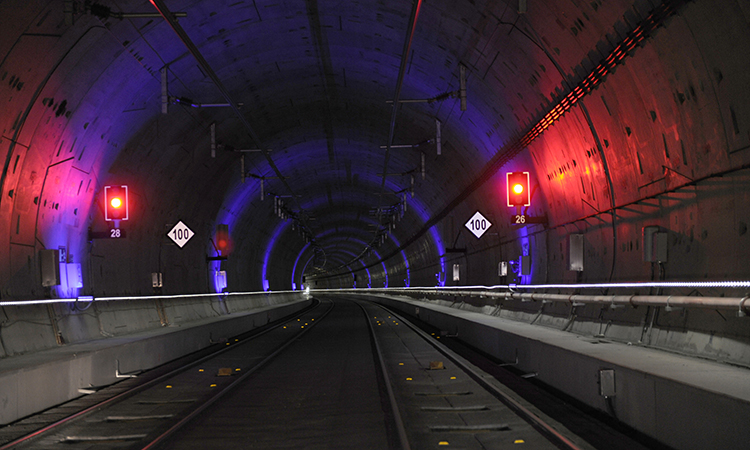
{"left": 506, "top": 281, "right": 750, "bottom": 289}
{"left": 0, "top": 290, "right": 303, "bottom": 307}
{"left": 0, "top": 298, "right": 77, "bottom": 306}
{"left": 317, "top": 280, "right": 750, "bottom": 291}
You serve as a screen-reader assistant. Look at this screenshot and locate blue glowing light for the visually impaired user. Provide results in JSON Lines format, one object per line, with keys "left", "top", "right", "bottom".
{"left": 214, "top": 270, "right": 228, "bottom": 292}
{"left": 518, "top": 225, "right": 532, "bottom": 284}
{"left": 291, "top": 242, "right": 312, "bottom": 290}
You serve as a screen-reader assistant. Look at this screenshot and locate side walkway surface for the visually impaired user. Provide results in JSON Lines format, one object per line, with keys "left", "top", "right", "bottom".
{"left": 353, "top": 293, "right": 750, "bottom": 450}
{"left": 0, "top": 292, "right": 311, "bottom": 424}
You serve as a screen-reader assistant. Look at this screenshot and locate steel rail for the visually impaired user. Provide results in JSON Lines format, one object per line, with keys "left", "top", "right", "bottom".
{"left": 372, "top": 302, "right": 586, "bottom": 450}
{"left": 139, "top": 298, "right": 335, "bottom": 449}
{"left": 355, "top": 300, "right": 412, "bottom": 450}
{"left": 0, "top": 300, "right": 322, "bottom": 450}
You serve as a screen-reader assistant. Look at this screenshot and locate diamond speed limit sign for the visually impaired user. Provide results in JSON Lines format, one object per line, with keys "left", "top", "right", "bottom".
{"left": 465, "top": 211, "right": 492, "bottom": 239}
{"left": 167, "top": 221, "right": 194, "bottom": 248}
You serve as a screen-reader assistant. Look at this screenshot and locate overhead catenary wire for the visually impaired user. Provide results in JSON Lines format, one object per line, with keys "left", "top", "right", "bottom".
{"left": 149, "top": 0, "right": 316, "bottom": 243}
{"left": 358, "top": 0, "right": 423, "bottom": 266}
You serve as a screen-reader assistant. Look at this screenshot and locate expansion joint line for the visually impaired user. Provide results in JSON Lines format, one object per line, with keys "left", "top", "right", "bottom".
{"left": 333, "top": 0, "right": 691, "bottom": 279}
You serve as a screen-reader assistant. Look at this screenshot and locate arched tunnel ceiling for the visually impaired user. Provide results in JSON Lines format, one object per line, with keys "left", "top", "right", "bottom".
{"left": 1, "top": 0, "right": 750, "bottom": 296}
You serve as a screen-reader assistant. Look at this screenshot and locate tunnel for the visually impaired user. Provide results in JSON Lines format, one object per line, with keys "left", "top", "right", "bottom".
{"left": 1, "top": 0, "right": 750, "bottom": 448}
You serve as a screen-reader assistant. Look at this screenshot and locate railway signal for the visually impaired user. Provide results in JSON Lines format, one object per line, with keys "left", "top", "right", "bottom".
{"left": 506, "top": 172, "right": 530, "bottom": 207}
{"left": 104, "top": 185, "right": 129, "bottom": 221}
{"left": 215, "top": 224, "right": 231, "bottom": 255}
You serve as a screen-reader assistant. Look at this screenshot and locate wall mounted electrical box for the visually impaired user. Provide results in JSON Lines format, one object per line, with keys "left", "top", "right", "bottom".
{"left": 152, "top": 272, "right": 163, "bottom": 288}
{"left": 643, "top": 226, "right": 668, "bottom": 262}
{"left": 40, "top": 249, "right": 61, "bottom": 287}
{"left": 600, "top": 369, "right": 616, "bottom": 397}
{"left": 66, "top": 263, "right": 83, "bottom": 289}
{"left": 498, "top": 261, "right": 508, "bottom": 277}
{"left": 568, "top": 234, "right": 584, "bottom": 272}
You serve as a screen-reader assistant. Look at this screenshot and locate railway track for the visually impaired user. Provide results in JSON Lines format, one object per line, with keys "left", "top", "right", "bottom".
{"left": 353, "top": 299, "right": 589, "bottom": 450}
{"left": 0, "top": 296, "right": 592, "bottom": 449}
{"left": 0, "top": 299, "right": 331, "bottom": 450}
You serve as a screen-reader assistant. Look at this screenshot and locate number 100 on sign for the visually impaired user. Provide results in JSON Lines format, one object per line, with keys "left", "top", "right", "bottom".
{"left": 167, "top": 221, "right": 195, "bottom": 248}
{"left": 465, "top": 211, "right": 492, "bottom": 239}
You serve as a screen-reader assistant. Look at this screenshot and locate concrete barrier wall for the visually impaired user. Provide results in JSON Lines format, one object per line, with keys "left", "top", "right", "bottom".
{"left": 0, "top": 292, "right": 310, "bottom": 424}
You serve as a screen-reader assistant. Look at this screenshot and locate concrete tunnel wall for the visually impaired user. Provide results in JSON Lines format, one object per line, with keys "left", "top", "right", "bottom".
{"left": 1, "top": 0, "right": 748, "bottom": 301}
{"left": 1, "top": 0, "right": 750, "bottom": 439}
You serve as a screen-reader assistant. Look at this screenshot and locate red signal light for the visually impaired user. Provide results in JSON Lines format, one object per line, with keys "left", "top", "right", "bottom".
{"left": 506, "top": 172, "right": 530, "bottom": 207}
{"left": 104, "top": 185, "right": 129, "bottom": 221}
{"left": 216, "top": 224, "right": 231, "bottom": 255}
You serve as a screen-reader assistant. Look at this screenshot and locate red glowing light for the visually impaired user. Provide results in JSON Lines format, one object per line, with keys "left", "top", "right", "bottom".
{"left": 506, "top": 172, "right": 530, "bottom": 207}
{"left": 104, "top": 185, "right": 129, "bottom": 221}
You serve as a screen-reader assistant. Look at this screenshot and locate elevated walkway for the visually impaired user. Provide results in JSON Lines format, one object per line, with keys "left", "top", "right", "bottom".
{"left": 351, "top": 293, "right": 750, "bottom": 450}
{"left": 0, "top": 292, "right": 310, "bottom": 424}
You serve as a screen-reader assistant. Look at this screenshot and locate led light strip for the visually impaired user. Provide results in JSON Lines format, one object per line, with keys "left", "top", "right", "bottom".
{"left": 0, "top": 290, "right": 304, "bottom": 307}
{"left": 315, "top": 280, "right": 750, "bottom": 291}
{"left": 509, "top": 281, "right": 750, "bottom": 289}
